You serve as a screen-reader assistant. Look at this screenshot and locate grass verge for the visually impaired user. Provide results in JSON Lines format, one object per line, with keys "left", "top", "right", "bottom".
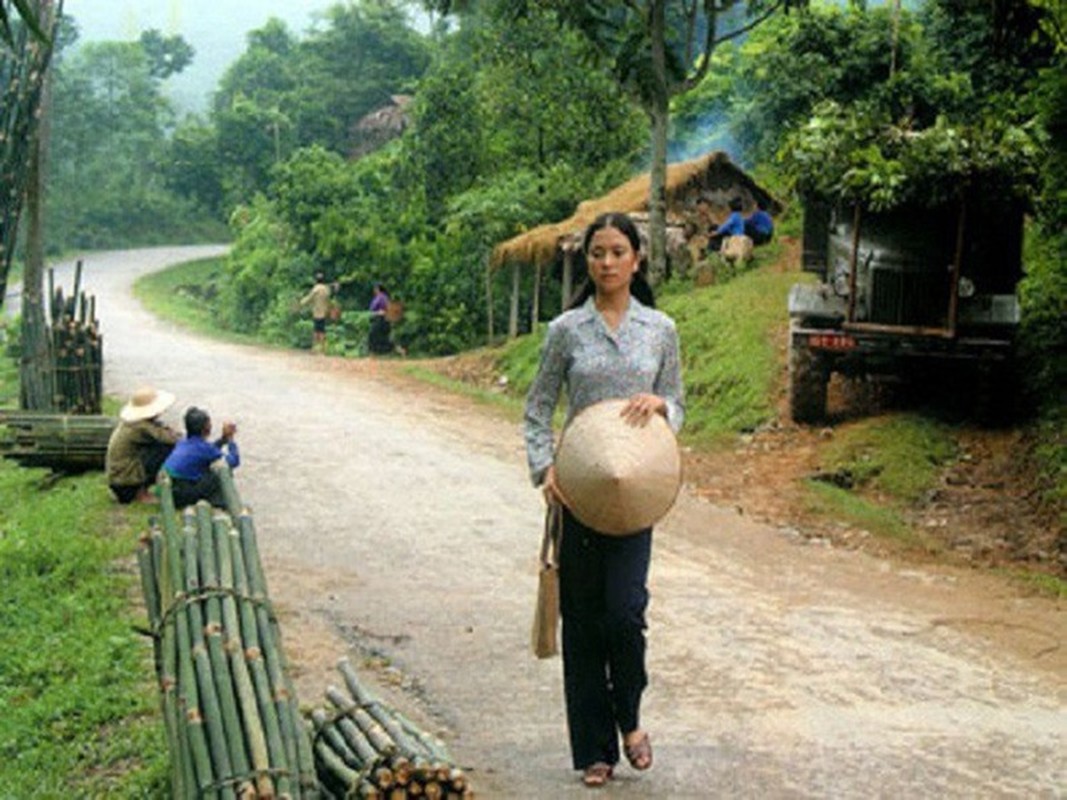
{"left": 0, "top": 355, "right": 168, "bottom": 796}
{"left": 800, "top": 414, "right": 957, "bottom": 556}
{"left": 812, "top": 415, "right": 959, "bottom": 503}
{"left": 133, "top": 255, "right": 259, "bottom": 347}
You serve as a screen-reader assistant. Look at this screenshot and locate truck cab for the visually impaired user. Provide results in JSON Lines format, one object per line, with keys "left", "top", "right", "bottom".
{"left": 787, "top": 195, "right": 1023, "bottom": 423}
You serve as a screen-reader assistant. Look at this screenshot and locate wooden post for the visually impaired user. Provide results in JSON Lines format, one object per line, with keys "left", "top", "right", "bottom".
{"left": 485, "top": 257, "right": 494, "bottom": 344}
{"left": 530, "top": 262, "right": 542, "bottom": 329}
{"left": 846, "top": 204, "right": 862, "bottom": 323}
{"left": 561, "top": 251, "right": 574, "bottom": 312}
{"left": 508, "top": 262, "right": 520, "bottom": 340}
{"left": 947, "top": 200, "right": 966, "bottom": 336}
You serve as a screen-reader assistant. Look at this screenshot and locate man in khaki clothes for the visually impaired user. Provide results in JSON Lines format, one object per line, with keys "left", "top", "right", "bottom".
{"left": 300, "top": 272, "right": 333, "bottom": 353}
{"left": 105, "top": 386, "right": 181, "bottom": 504}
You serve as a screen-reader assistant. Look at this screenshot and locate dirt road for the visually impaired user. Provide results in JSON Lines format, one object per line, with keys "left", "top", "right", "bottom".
{"left": 63, "top": 247, "right": 1066, "bottom": 797}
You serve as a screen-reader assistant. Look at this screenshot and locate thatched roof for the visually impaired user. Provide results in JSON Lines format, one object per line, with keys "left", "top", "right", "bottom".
{"left": 355, "top": 94, "right": 413, "bottom": 134}
{"left": 349, "top": 95, "right": 413, "bottom": 159}
{"left": 492, "top": 151, "right": 781, "bottom": 269}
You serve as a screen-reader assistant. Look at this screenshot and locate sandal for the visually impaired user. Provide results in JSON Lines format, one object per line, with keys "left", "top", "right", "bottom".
{"left": 581, "top": 762, "right": 614, "bottom": 787}
{"left": 624, "top": 731, "right": 653, "bottom": 771}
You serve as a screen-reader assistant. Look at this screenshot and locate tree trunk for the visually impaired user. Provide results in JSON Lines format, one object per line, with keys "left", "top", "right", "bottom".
{"left": 646, "top": 0, "right": 670, "bottom": 284}
{"left": 20, "top": 41, "right": 54, "bottom": 412}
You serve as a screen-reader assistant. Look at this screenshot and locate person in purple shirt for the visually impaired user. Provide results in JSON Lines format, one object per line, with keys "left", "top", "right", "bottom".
{"left": 368, "top": 282, "right": 395, "bottom": 355}
{"left": 163, "top": 406, "right": 240, "bottom": 509}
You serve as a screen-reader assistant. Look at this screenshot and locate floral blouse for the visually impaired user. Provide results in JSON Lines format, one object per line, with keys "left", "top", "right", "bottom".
{"left": 523, "top": 296, "right": 684, "bottom": 486}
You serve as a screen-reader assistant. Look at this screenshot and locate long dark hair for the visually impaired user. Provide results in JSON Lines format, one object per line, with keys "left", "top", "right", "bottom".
{"left": 567, "top": 212, "right": 656, "bottom": 310}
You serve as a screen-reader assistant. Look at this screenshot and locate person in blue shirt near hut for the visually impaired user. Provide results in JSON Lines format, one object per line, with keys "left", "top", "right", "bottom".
{"left": 744, "top": 202, "right": 775, "bottom": 245}
{"left": 706, "top": 196, "right": 746, "bottom": 252}
{"left": 163, "top": 406, "right": 240, "bottom": 509}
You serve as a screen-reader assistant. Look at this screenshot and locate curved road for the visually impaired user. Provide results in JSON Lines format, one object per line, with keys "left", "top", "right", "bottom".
{"left": 44, "top": 248, "right": 1067, "bottom": 797}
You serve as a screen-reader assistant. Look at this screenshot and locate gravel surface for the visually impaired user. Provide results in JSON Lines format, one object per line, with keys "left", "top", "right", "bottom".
{"left": 39, "top": 247, "right": 1067, "bottom": 798}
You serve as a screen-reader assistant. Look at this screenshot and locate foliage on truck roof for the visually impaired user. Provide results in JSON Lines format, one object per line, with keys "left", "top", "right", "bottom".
{"left": 782, "top": 101, "right": 1043, "bottom": 212}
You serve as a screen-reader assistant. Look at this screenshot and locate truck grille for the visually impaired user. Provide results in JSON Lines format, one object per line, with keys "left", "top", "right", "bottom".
{"left": 869, "top": 268, "right": 949, "bottom": 326}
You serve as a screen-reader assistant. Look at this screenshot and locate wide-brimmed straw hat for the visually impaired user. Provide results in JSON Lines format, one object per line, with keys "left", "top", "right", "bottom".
{"left": 555, "top": 398, "right": 682, "bottom": 535}
{"left": 120, "top": 386, "right": 175, "bottom": 422}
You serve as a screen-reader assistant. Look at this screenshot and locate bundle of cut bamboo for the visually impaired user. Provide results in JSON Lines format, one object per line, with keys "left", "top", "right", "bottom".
{"left": 48, "top": 262, "right": 102, "bottom": 414}
{"left": 311, "top": 658, "right": 472, "bottom": 800}
{"left": 0, "top": 410, "right": 114, "bottom": 470}
{"left": 138, "top": 469, "right": 318, "bottom": 798}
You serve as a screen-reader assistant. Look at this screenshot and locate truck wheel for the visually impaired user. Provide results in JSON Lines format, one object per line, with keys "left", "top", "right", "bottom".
{"left": 789, "top": 338, "right": 829, "bottom": 424}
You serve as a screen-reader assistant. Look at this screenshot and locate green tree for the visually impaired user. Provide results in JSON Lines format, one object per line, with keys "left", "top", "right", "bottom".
{"left": 211, "top": 19, "right": 298, "bottom": 208}
{"left": 426, "top": 0, "right": 797, "bottom": 279}
{"left": 138, "top": 28, "right": 194, "bottom": 80}
{"left": 164, "top": 117, "right": 225, "bottom": 218}
{"left": 45, "top": 22, "right": 220, "bottom": 249}
{"left": 292, "top": 0, "right": 430, "bottom": 154}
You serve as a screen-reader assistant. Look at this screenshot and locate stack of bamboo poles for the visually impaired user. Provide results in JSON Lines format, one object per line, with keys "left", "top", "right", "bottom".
{"left": 311, "top": 658, "right": 472, "bottom": 800}
{"left": 0, "top": 410, "right": 113, "bottom": 470}
{"left": 48, "top": 262, "right": 103, "bottom": 414}
{"left": 137, "top": 466, "right": 318, "bottom": 798}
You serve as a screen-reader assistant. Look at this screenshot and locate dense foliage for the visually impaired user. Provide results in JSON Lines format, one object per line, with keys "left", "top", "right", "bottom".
{"left": 201, "top": 2, "right": 646, "bottom": 355}
{"left": 27, "top": 0, "right": 1065, "bottom": 390}
{"left": 41, "top": 23, "right": 225, "bottom": 251}
{"left": 783, "top": 104, "right": 1043, "bottom": 210}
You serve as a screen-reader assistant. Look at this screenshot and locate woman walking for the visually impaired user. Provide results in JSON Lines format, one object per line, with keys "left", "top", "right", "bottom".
{"left": 524, "top": 212, "right": 685, "bottom": 787}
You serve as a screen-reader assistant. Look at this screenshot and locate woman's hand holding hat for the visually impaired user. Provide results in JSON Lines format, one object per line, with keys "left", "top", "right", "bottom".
{"left": 554, "top": 398, "right": 681, "bottom": 535}
{"left": 621, "top": 393, "right": 667, "bottom": 427}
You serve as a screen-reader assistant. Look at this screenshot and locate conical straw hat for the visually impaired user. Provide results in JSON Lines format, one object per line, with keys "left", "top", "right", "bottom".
{"left": 120, "top": 386, "right": 175, "bottom": 422}
{"left": 555, "top": 399, "right": 682, "bottom": 536}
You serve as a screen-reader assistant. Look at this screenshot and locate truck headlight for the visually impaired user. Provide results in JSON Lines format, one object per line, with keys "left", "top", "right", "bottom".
{"left": 833, "top": 273, "right": 850, "bottom": 296}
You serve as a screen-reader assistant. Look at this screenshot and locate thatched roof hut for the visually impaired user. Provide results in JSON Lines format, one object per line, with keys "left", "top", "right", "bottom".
{"left": 349, "top": 95, "right": 413, "bottom": 159}
{"left": 492, "top": 151, "right": 782, "bottom": 269}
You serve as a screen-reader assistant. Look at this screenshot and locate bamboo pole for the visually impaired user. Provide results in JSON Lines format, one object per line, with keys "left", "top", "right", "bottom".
{"left": 0, "top": 411, "right": 113, "bottom": 470}
{"left": 238, "top": 511, "right": 317, "bottom": 793}
{"left": 312, "top": 661, "right": 470, "bottom": 797}
{"left": 216, "top": 514, "right": 289, "bottom": 799}
{"left": 198, "top": 506, "right": 256, "bottom": 799}
{"left": 213, "top": 461, "right": 244, "bottom": 519}
{"left": 174, "top": 554, "right": 215, "bottom": 793}
{"left": 141, "top": 469, "right": 322, "bottom": 798}
{"left": 184, "top": 514, "right": 237, "bottom": 799}
{"left": 227, "top": 524, "right": 285, "bottom": 799}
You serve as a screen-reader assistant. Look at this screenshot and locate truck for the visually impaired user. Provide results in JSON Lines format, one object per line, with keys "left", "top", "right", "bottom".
{"left": 787, "top": 194, "right": 1024, "bottom": 424}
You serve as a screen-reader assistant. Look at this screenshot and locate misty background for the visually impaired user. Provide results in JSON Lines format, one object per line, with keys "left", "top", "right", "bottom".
{"left": 63, "top": 0, "right": 400, "bottom": 113}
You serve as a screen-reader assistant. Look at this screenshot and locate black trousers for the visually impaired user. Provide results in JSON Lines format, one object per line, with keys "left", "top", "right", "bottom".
{"left": 170, "top": 471, "right": 226, "bottom": 510}
{"left": 558, "top": 507, "right": 652, "bottom": 770}
{"left": 110, "top": 441, "right": 173, "bottom": 504}
{"left": 368, "top": 315, "right": 393, "bottom": 354}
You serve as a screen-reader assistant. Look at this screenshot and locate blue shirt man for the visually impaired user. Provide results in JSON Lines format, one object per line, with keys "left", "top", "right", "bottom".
{"left": 744, "top": 208, "right": 774, "bottom": 244}
{"left": 713, "top": 210, "right": 746, "bottom": 238}
{"left": 163, "top": 406, "right": 239, "bottom": 508}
